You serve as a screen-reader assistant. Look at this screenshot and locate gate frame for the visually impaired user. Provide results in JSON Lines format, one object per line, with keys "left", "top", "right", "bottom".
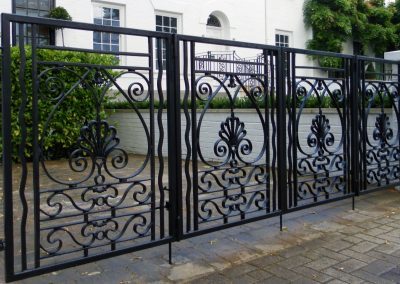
{"left": 2, "top": 13, "right": 400, "bottom": 282}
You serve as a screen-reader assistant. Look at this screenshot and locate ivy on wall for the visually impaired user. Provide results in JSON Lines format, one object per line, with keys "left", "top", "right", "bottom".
{"left": 304, "top": 0, "right": 400, "bottom": 63}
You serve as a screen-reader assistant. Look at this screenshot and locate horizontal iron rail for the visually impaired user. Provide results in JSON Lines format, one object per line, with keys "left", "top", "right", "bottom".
{"left": 6, "top": 238, "right": 173, "bottom": 282}
{"left": 38, "top": 45, "right": 151, "bottom": 57}
{"left": 1, "top": 13, "right": 170, "bottom": 38}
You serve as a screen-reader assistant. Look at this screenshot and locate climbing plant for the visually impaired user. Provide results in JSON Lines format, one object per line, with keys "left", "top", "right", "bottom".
{"left": 304, "top": 0, "right": 400, "bottom": 66}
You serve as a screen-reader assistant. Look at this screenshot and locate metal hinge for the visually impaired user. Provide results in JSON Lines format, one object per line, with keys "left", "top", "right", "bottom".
{"left": 165, "top": 201, "right": 170, "bottom": 211}
{"left": 0, "top": 239, "right": 5, "bottom": 251}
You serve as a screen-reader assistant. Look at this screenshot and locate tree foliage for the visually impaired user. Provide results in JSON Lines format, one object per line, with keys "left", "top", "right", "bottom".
{"left": 304, "top": 0, "right": 400, "bottom": 60}
{"left": 47, "top": 6, "right": 72, "bottom": 21}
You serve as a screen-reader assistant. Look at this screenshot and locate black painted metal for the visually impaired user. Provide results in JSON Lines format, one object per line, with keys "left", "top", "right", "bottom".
{"left": 1, "top": 14, "right": 400, "bottom": 282}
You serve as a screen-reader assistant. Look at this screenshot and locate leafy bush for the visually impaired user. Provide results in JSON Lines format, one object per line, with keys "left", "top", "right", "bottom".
{"left": 0, "top": 47, "right": 118, "bottom": 161}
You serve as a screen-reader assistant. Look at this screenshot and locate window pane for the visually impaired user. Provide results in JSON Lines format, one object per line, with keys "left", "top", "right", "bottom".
{"left": 93, "top": 31, "right": 101, "bottom": 43}
{"left": 111, "top": 33, "right": 119, "bottom": 44}
{"left": 111, "top": 45, "right": 119, "bottom": 52}
{"left": 28, "top": 0, "right": 38, "bottom": 9}
{"left": 39, "top": 0, "right": 50, "bottom": 10}
{"left": 112, "top": 9, "right": 120, "bottom": 20}
{"left": 112, "top": 20, "right": 120, "bottom": 27}
{"left": 102, "top": 32, "right": 110, "bottom": 43}
{"left": 103, "top": 19, "right": 111, "bottom": 26}
{"left": 103, "top": 8, "right": 111, "bottom": 19}
{"left": 28, "top": 9, "right": 39, "bottom": 16}
{"left": 16, "top": 0, "right": 27, "bottom": 8}
{"left": 39, "top": 10, "right": 49, "bottom": 16}
{"left": 163, "top": 16, "right": 170, "bottom": 26}
{"left": 156, "top": 26, "right": 162, "bottom": 32}
{"left": 156, "top": 15, "right": 162, "bottom": 26}
{"left": 171, "top": 28, "right": 177, "bottom": 34}
{"left": 163, "top": 27, "right": 170, "bottom": 32}
{"left": 94, "top": 43, "right": 101, "bottom": 50}
{"left": 103, "top": 44, "right": 111, "bottom": 51}
{"left": 94, "top": 18, "right": 102, "bottom": 25}
{"left": 16, "top": 8, "right": 28, "bottom": 15}
{"left": 171, "top": 17, "right": 177, "bottom": 27}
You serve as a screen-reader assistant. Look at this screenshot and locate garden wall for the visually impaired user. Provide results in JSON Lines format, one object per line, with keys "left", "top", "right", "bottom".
{"left": 108, "top": 108, "right": 397, "bottom": 162}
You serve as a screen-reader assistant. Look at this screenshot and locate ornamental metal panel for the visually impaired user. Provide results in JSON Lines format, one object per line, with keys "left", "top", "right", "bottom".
{"left": 1, "top": 14, "right": 172, "bottom": 282}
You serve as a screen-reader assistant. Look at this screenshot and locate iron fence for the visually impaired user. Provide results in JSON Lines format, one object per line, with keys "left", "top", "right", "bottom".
{"left": 1, "top": 14, "right": 400, "bottom": 282}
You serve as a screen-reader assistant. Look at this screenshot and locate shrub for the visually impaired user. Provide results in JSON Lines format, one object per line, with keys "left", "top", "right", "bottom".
{"left": 0, "top": 47, "right": 118, "bottom": 161}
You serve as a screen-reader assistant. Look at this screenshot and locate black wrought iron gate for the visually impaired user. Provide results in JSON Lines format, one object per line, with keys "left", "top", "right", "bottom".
{"left": 1, "top": 14, "right": 400, "bottom": 282}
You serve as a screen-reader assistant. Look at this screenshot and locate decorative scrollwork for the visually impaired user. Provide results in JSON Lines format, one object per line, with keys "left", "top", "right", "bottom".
{"left": 214, "top": 115, "right": 253, "bottom": 167}
{"left": 373, "top": 113, "right": 393, "bottom": 146}
{"left": 307, "top": 114, "right": 335, "bottom": 156}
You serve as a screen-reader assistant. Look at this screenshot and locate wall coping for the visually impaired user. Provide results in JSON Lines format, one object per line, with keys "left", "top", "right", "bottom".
{"left": 107, "top": 108, "right": 393, "bottom": 114}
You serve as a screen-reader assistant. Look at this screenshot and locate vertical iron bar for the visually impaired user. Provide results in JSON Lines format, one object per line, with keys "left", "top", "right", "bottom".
{"left": 190, "top": 41, "right": 199, "bottom": 231}
{"left": 351, "top": 57, "right": 360, "bottom": 200}
{"left": 156, "top": 37, "right": 165, "bottom": 239}
{"left": 291, "top": 52, "right": 298, "bottom": 208}
{"left": 277, "top": 47, "right": 287, "bottom": 224}
{"left": 263, "top": 49, "right": 270, "bottom": 214}
{"left": 270, "top": 51, "right": 277, "bottom": 211}
{"left": 31, "top": 24, "right": 41, "bottom": 269}
{"left": 360, "top": 59, "right": 367, "bottom": 192}
{"left": 149, "top": 37, "right": 156, "bottom": 241}
{"left": 183, "top": 41, "right": 192, "bottom": 232}
{"left": 166, "top": 34, "right": 182, "bottom": 240}
{"left": 17, "top": 23, "right": 28, "bottom": 271}
{"left": 173, "top": 34, "right": 183, "bottom": 239}
{"left": 2, "top": 14, "right": 15, "bottom": 282}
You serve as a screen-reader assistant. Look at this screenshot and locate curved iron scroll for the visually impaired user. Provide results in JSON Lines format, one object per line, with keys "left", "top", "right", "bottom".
{"left": 36, "top": 62, "right": 165, "bottom": 259}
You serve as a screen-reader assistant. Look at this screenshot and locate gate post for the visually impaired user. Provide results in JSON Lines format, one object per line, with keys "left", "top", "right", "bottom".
{"left": 276, "top": 47, "right": 288, "bottom": 228}
{"left": 166, "top": 34, "right": 183, "bottom": 242}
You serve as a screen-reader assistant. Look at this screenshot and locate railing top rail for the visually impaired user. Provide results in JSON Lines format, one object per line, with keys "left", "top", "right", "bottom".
{"left": 1, "top": 13, "right": 171, "bottom": 39}
{"left": 177, "top": 34, "right": 280, "bottom": 51}
{"left": 285, "top": 47, "right": 355, "bottom": 59}
{"left": 357, "top": 55, "right": 400, "bottom": 64}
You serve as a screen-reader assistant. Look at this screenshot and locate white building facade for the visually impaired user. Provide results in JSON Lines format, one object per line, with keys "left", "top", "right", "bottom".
{"left": 0, "top": 0, "right": 317, "bottom": 59}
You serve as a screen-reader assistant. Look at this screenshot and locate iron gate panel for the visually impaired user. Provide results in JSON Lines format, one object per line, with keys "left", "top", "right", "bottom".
{"left": 1, "top": 14, "right": 172, "bottom": 281}
{"left": 2, "top": 13, "right": 400, "bottom": 283}
{"left": 178, "top": 36, "right": 282, "bottom": 236}
{"left": 285, "top": 50, "right": 355, "bottom": 210}
{"left": 358, "top": 58, "right": 400, "bottom": 192}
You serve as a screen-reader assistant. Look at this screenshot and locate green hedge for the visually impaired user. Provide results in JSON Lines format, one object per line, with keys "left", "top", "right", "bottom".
{"left": 105, "top": 93, "right": 392, "bottom": 110}
{"left": 0, "top": 47, "right": 118, "bottom": 161}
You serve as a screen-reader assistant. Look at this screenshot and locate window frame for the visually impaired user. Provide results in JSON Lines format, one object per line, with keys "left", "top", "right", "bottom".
{"left": 12, "top": 0, "right": 55, "bottom": 45}
{"left": 154, "top": 11, "right": 181, "bottom": 70}
{"left": 92, "top": 2, "right": 125, "bottom": 62}
{"left": 275, "top": 30, "right": 292, "bottom": 48}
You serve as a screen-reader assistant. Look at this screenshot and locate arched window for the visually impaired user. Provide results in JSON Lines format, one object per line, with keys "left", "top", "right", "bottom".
{"left": 207, "top": 14, "right": 221, "bottom": 27}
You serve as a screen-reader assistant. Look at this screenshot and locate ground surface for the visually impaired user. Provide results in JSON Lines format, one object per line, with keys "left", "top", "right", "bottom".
{"left": 2, "top": 189, "right": 400, "bottom": 283}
